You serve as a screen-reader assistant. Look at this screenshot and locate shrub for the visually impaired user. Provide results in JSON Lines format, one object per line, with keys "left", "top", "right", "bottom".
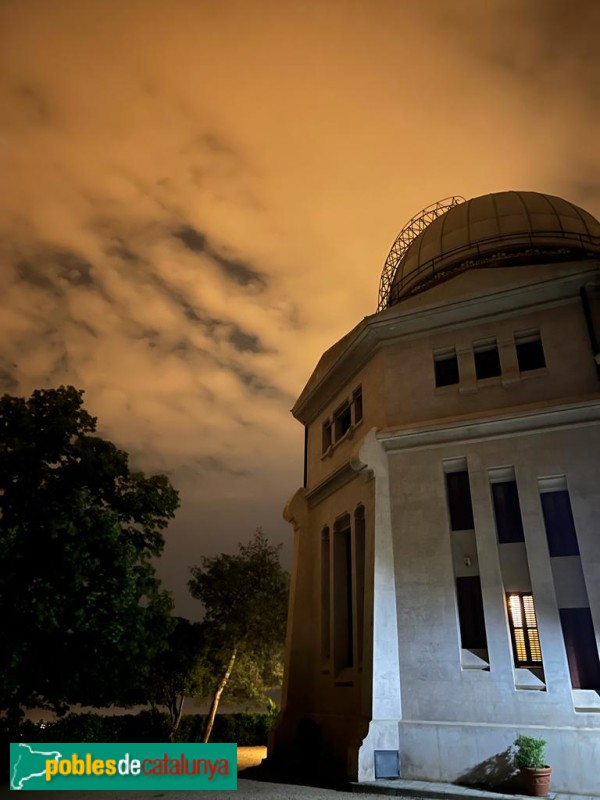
{"left": 5, "top": 710, "right": 277, "bottom": 748}
{"left": 514, "top": 735, "right": 547, "bottom": 769}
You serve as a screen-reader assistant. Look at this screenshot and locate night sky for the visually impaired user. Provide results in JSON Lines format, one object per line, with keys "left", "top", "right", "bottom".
{"left": 2, "top": 0, "right": 599, "bottom": 617}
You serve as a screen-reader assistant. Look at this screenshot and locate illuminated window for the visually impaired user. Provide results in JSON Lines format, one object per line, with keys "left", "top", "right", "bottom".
{"left": 507, "top": 593, "right": 543, "bottom": 667}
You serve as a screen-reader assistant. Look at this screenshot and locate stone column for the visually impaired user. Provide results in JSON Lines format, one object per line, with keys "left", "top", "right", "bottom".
{"left": 351, "top": 429, "right": 402, "bottom": 781}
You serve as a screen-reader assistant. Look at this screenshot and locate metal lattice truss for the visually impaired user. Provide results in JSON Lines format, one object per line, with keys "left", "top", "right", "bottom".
{"left": 377, "top": 196, "right": 466, "bottom": 311}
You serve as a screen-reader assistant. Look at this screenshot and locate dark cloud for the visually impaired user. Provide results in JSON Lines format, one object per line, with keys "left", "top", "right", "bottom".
{"left": 194, "top": 455, "right": 249, "bottom": 478}
{"left": 209, "top": 250, "right": 267, "bottom": 289}
{"left": 106, "top": 243, "right": 141, "bottom": 263}
{"left": 76, "top": 320, "right": 98, "bottom": 338}
{"left": 173, "top": 224, "right": 268, "bottom": 289}
{"left": 228, "top": 362, "right": 290, "bottom": 400}
{"left": 128, "top": 259, "right": 268, "bottom": 355}
{"left": 17, "top": 259, "right": 60, "bottom": 295}
{"left": 16, "top": 246, "right": 96, "bottom": 293}
{"left": 173, "top": 226, "right": 206, "bottom": 253}
{"left": 228, "top": 325, "right": 264, "bottom": 354}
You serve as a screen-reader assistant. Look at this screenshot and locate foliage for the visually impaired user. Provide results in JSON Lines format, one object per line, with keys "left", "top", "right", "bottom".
{"left": 188, "top": 528, "right": 289, "bottom": 741}
{"left": 0, "top": 386, "right": 179, "bottom": 716}
{"left": 2, "top": 710, "right": 277, "bottom": 747}
{"left": 514, "top": 735, "right": 548, "bottom": 769}
{"left": 149, "top": 617, "right": 211, "bottom": 737}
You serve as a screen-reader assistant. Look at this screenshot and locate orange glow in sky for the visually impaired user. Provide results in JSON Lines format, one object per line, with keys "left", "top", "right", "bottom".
{"left": 1, "top": 0, "right": 599, "bottom": 614}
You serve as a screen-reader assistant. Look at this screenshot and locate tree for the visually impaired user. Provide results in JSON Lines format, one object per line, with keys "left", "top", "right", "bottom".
{"left": 149, "top": 617, "right": 210, "bottom": 739}
{"left": 188, "top": 529, "right": 289, "bottom": 742}
{"left": 0, "top": 386, "right": 179, "bottom": 718}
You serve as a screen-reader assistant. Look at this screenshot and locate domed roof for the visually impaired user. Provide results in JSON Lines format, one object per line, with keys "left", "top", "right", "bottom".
{"left": 387, "top": 191, "right": 600, "bottom": 305}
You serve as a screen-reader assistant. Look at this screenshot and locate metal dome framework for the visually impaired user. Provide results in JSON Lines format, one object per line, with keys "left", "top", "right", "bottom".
{"left": 377, "top": 196, "right": 465, "bottom": 311}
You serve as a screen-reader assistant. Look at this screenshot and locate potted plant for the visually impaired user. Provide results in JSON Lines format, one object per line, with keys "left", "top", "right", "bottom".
{"left": 513, "top": 735, "right": 552, "bottom": 797}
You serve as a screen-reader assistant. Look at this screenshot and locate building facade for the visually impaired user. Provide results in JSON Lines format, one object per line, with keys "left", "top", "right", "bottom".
{"left": 270, "top": 192, "right": 600, "bottom": 793}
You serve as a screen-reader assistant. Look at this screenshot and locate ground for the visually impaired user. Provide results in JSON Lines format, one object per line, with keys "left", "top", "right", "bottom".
{"left": 0, "top": 779, "right": 396, "bottom": 800}
{"left": 238, "top": 745, "right": 267, "bottom": 771}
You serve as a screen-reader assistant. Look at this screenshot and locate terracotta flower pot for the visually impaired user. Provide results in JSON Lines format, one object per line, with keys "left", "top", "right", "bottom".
{"left": 520, "top": 765, "right": 552, "bottom": 797}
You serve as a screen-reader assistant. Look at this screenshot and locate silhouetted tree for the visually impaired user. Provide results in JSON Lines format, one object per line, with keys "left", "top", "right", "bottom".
{"left": 0, "top": 386, "right": 179, "bottom": 719}
{"left": 149, "top": 617, "right": 210, "bottom": 739}
{"left": 188, "top": 529, "right": 288, "bottom": 742}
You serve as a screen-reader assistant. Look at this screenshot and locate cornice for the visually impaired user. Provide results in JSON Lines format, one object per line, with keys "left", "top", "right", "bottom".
{"left": 305, "top": 461, "right": 359, "bottom": 509}
{"left": 377, "top": 397, "right": 600, "bottom": 452}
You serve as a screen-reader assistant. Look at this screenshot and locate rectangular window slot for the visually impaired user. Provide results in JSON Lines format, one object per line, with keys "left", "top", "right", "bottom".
{"left": 333, "top": 403, "right": 352, "bottom": 440}
{"left": 491, "top": 480, "right": 525, "bottom": 544}
{"left": 559, "top": 608, "right": 600, "bottom": 690}
{"left": 333, "top": 516, "right": 353, "bottom": 673}
{"left": 516, "top": 330, "right": 546, "bottom": 372}
{"left": 434, "top": 348, "right": 459, "bottom": 387}
{"left": 322, "top": 421, "right": 332, "bottom": 454}
{"left": 456, "top": 576, "right": 488, "bottom": 649}
{"left": 321, "top": 527, "right": 331, "bottom": 666}
{"left": 354, "top": 506, "right": 366, "bottom": 668}
{"left": 352, "top": 387, "right": 363, "bottom": 423}
{"left": 539, "top": 489, "right": 580, "bottom": 557}
{"left": 507, "top": 593, "right": 543, "bottom": 667}
{"left": 474, "top": 339, "right": 501, "bottom": 379}
{"left": 445, "top": 470, "right": 475, "bottom": 531}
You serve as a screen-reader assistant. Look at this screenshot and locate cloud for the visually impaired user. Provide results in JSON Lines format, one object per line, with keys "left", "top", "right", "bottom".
{"left": 1, "top": 0, "right": 599, "bottom": 614}
{"left": 174, "top": 224, "right": 268, "bottom": 289}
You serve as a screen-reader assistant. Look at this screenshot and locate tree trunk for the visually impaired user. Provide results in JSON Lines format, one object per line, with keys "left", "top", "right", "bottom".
{"left": 174, "top": 696, "right": 185, "bottom": 735}
{"left": 202, "top": 647, "right": 237, "bottom": 743}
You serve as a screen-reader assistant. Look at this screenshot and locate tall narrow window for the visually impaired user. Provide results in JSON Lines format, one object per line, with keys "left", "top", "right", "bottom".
{"left": 322, "top": 420, "right": 332, "bottom": 454}
{"left": 333, "top": 402, "right": 352, "bottom": 441}
{"left": 540, "top": 489, "right": 580, "bottom": 557}
{"left": 333, "top": 515, "right": 353, "bottom": 672}
{"left": 515, "top": 330, "right": 545, "bottom": 372}
{"left": 434, "top": 348, "right": 459, "bottom": 387}
{"left": 474, "top": 339, "right": 501, "bottom": 379}
{"left": 445, "top": 461, "right": 488, "bottom": 656}
{"left": 507, "top": 593, "right": 542, "bottom": 667}
{"left": 352, "top": 387, "right": 363, "bottom": 424}
{"left": 456, "top": 576, "right": 488, "bottom": 649}
{"left": 491, "top": 480, "right": 525, "bottom": 543}
{"left": 321, "top": 527, "right": 331, "bottom": 664}
{"left": 354, "top": 506, "right": 366, "bottom": 668}
{"left": 559, "top": 608, "right": 600, "bottom": 690}
{"left": 446, "top": 470, "right": 475, "bottom": 530}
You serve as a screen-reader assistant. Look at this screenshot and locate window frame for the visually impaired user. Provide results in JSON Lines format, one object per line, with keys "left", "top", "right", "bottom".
{"left": 433, "top": 348, "right": 459, "bottom": 388}
{"left": 515, "top": 329, "right": 546, "bottom": 373}
{"left": 321, "top": 385, "right": 364, "bottom": 455}
{"left": 507, "top": 592, "right": 543, "bottom": 668}
{"left": 473, "top": 338, "right": 502, "bottom": 380}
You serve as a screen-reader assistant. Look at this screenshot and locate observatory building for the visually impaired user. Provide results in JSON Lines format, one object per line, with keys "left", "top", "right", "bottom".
{"left": 271, "top": 192, "right": 600, "bottom": 793}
